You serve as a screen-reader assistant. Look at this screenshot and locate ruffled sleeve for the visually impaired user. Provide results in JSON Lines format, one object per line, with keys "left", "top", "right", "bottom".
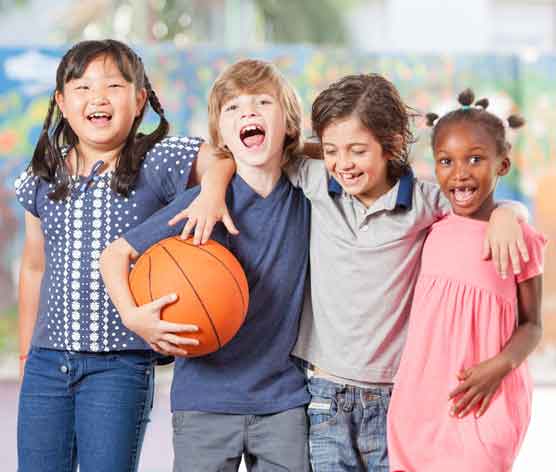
{"left": 142, "top": 136, "right": 204, "bottom": 204}
{"left": 14, "top": 168, "right": 41, "bottom": 217}
{"left": 516, "top": 222, "right": 548, "bottom": 283}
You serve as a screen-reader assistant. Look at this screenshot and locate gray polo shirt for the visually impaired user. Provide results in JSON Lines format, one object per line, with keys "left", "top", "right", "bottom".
{"left": 289, "top": 158, "right": 449, "bottom": 384}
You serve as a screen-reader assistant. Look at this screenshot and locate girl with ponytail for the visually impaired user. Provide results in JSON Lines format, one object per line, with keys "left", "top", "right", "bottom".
{"left": 15, "top": 39, "right": 219, "bottom": 472}
{"left": 388, "top": 89, "right": 546, "bottom": 472}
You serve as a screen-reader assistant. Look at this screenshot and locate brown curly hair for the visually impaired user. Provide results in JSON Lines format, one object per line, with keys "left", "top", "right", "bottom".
{"left": 311, "top": 73, "right": 416, "bottom": 183}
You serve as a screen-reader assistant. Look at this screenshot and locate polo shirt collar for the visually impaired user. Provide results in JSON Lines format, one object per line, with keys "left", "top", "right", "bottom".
{"left": 328, "top": 169, "right": 414, "bottom": 210}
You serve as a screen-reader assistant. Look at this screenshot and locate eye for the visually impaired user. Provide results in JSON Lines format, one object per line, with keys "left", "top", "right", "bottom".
{"left": 469, "top": 155, "right": 482, "bottom": 165}
{"left": 75, "top": 85, "right": 89, "bottom": 91}
{"left": 109, "top": 83, "right": 124, "bottom": 88}
{"left": 259, "top": 98, "right": 272, "bottom": 105}
{"left": 438, "top": 158, "right": 451, "bottom": 166}
{"left": 224, "top": 103, "right": 238, "bottom": 112}
{"left": 352, "top": 148, "right": 366, "bottom": 156}
{"left": 323, "top": 148, "right": 336, "bottom": 157}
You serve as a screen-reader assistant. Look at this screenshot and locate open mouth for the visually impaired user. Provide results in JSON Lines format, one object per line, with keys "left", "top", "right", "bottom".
{"left": 337, "top": 171, "right": 364, "bottom": 184}
{"left": 240, "top": 124, "right": 266, "bottom": 148}
{"left": 87, "top": 111, "right": 112, "bottom": 123}
{"left": 451, "top": 186, "right": 477, "bottom": 204}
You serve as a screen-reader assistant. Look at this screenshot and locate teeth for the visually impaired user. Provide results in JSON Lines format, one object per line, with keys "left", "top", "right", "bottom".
{"left": 89, "top": 112, "right": 110, "bottom": 119}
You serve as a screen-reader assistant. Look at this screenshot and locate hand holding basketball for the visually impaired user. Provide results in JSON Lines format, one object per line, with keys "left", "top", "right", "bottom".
{"left": 129, "top": 237, "right": 249, "bottom": 357}
{"left": 121, "top": 293, "right": 200, "bottom": 357}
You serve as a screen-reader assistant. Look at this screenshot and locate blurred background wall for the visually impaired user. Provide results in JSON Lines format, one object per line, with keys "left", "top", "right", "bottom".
{"left": 0, "top": 0, "right": 555, "bottom": 380}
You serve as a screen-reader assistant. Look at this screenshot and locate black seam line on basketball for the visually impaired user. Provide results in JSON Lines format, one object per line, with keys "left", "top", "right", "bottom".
{"left": 159, "top": 244, "right": 222, "bottom": 348}
{"left": 175, "top": 238, "right": 246, "bottom": 314}
{"left": 147, "top": 254, "right": 153, "bottom": 302}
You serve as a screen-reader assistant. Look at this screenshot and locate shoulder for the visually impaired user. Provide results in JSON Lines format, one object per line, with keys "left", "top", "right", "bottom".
{"left": 145, "top": 136, "right": 204, "bottom": 161}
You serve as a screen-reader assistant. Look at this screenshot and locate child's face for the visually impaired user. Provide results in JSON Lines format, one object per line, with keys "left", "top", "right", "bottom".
{"left": 322, "top": 115, "right": 392, "bottom": 207}
{"left": 434, "top": 121, "right": 510, "bottom": 220}
{"left": 55, "top": 55, "right": 147, "bottom": 153}
{"left": 218, "top": 90, "right": 287, "bottom": 173}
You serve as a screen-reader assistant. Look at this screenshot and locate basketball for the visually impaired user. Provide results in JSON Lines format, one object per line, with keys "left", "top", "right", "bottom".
{"left": 129, "top": 236, "right": 249, "bottom": 357}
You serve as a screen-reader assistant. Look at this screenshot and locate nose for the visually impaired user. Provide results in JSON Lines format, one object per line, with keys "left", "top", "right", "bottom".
{"left": 240, "top": 100, "right": 258, "bottom": 119}
{"left": 453, "top": 161, "right": 470, "bottom": 180}
{"left": 90, "top": 93, "right": 109, "bottom": 106}
{"left": 337, "top": 152, "right": 354, "bottom": 169}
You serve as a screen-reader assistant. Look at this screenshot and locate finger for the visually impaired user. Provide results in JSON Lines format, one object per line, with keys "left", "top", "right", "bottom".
{"left": 163, "top": 334, "right": 200, "bottom": 346}
{"left": 457, "top": 369, "right": 470, "bottom": 381}
{"left": 476, "top": 392, "right": 494, "bottom": 418}
{"left": 451, "top": 388, "right": 475, "bottom": 415}
{"left": 156, "top": 340, "right": 188, "bottom": 357}
{"left": 193, "top": 219, "right": 207, "bottom": 245}
{"left": 149, "top": 293, "right": 178, "bottom": 310}
{"left": 490, "top": 243, "right": 501, "bottom": 277}
{"left": 517, "top": 237, "right": 529, "bottom": 263}
{"left": 509, "top": 242, "right": 521, "bottom": 275}
{"left": 158, "top": 320, "right": 199, "bottom": 333}
{"left": 449, "top": 381, "right": 470, "bottom": 400}
{"left": 201, "top": 219, "right": 216, "bottom": 244}
{"left": 168, "top": 210, "right": 188, "bottom": 227}
{"left": 222, "top": 213, "right": 240, "bottom": 236}
{"left": 180, "top": 217, "right": 196, "bottom": 240}
{"left": 458, "top": 393, "right": 483, "bottom": 418}
{"left": 482, "top": 236, "right": 491, "bottom": 260}
{"left": 149, "top": 342, "right": 165, "bottom": 355}
{"left": 498, "top": 243, "right": 509, "bottom": 279}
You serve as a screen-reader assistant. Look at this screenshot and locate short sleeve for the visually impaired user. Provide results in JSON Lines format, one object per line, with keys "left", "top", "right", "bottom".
{"left": 417, "top": 179, "right": 450, "bottom": 219}
{"left": 284, "top": 157, "right": 328, "bottom": 199}
{"left": 14, "top": 169, "right": 41, "bottom": 217}
{"left": 516, "top": 222, "right": 547, "bottom": 283}
{"left": 124, "top": 187, "right": 200, "bottom": 255}
{"left": 142, "top": 136, "right": 204, "bottom": 204}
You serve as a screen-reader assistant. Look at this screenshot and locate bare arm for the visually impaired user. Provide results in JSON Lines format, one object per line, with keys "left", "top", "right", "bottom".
{"left": 449, "top": 275, "right": 542, "bottom": 418}
{"left": 100, "top": 238, "right": 199, "bottom": 356}
{"left": 18, "top": 211, "right": 45, "bottom": 380}
{"left": 484, "top": 203, "right": 530, "bottom": 279}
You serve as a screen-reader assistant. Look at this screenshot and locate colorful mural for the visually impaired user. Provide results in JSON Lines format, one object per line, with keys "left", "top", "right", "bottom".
{"left": 1, "top": 46, "right": 555, "bottom": 351}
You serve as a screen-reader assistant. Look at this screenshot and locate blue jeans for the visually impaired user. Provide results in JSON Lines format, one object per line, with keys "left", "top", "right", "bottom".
{"left": 307, "top": 377, "right": 391, "bottom": 472}
{"left": 18, "top": 347, "right": 155, "bottom": 472}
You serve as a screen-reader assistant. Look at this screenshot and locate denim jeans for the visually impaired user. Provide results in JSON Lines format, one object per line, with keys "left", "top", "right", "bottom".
{"left": 18, "top": 347, "right": 155, "bottom": 472}
{"left": 307, "top": 376, "right": 392, "bottom": 472}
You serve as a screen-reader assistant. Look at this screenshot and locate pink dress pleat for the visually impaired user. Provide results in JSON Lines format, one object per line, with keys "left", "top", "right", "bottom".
{"left": 387, "top": 214, "right": 546, "bottom": 472}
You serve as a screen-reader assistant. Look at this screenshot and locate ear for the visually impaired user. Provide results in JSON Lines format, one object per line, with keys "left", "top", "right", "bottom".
{"left": 135, "top": 87, "right": 148, "bottom": 117}
{"left": 55, "top": 90, "right": 65, "bottom": 117}
{"left": 497, "top": 156, "right": 511, "bottom": 176}
{"left": 387, "top": 134, "right": 404, "bottom": 160}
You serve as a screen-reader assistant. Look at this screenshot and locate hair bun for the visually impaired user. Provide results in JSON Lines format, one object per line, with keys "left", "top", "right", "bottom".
{"left": 507, "top": 114, "right": 525, "bottom": 129}
{"left": 474, "top": 98, "right": 489, "bottom": 109}
{"left": 458, "top": 88, "right": 475, "bottom": 106}
{"left": 425, "top": 112, "right": 439, "bottom": 127}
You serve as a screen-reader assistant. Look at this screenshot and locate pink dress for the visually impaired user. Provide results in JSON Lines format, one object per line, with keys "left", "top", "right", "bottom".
{"left": 387, "top": 214, "right": 546, "bottom": 472}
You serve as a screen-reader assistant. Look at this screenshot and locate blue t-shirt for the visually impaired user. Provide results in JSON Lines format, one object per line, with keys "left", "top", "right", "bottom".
{"left": 14, "top": 136, "right": 203, "bottom": 352}
{"left": 124, "top": 173, "right": 311, "bottom": 415}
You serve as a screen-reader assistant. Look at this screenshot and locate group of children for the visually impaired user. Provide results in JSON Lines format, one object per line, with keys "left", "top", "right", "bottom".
{"left": 15, "top": 39, "right": 545, "bottom": 472}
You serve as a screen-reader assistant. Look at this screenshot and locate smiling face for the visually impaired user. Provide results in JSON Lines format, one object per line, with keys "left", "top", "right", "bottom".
{"left": 217, "top": 90, "right": 287, "bottom": 174}
{"left": 55, "top": 54, "right": 147, "bottom": 154}
{"left": 322, "top": 115, "right": 393, "bottom": 207}
{"left": 434, "top": 121, "right": 510, "bottom": 220}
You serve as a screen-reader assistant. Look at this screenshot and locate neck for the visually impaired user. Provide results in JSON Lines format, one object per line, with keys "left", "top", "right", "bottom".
{"left": 71, "top": 143, "right": 124, "bottom": 176}
{"left": 236, "top": 163, "right": 282, "bottom": 197}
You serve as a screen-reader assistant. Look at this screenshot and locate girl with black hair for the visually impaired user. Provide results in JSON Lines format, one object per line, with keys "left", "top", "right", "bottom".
{"left": 388, "top": 90, "right": 546, "bottom": 472}
{"left": 15, "top": 39, "right": 219, "bottom": 472}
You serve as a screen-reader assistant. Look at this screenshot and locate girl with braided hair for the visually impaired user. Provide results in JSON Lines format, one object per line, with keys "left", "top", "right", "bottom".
{"left": 15, "top": 39, "right": 221, "bottom": 472}
{"left": 387, "top": 89, "right": 546, "bottom": 472}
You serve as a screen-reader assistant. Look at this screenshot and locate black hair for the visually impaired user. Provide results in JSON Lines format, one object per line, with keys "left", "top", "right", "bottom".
{"left": 426, "top": 88, "right": 525, "bottom": 156}
{"left": 31, "top": 39, "right": 169, "bottom": 200}
{"left": 311, "top": 73, "right": 417, "bottom": 183}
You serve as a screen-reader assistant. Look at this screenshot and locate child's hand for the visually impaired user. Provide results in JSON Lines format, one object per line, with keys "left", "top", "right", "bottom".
{"left": 448, "top": 356, "right": 512, "bottom": 418}
{"left": 122, "top": 293, "right": 199, "bottom": 357}
{"left": 483, "top": 206, "right": 529, "bottom": 279}
{"left": 168, "top": 193, "right": 239, "bottom": 245}
{"left": 19, "top": 356, "right": 27, "bottom": 383}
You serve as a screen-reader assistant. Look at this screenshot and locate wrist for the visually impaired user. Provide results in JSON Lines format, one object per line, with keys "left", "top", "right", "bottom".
{"left": 19, "top": 353, "right": 28, "bottom": 361}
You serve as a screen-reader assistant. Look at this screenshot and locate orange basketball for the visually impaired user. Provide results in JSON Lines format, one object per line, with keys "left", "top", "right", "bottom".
{"left": 129, "top": 236, "right": 249, "bottom": 357}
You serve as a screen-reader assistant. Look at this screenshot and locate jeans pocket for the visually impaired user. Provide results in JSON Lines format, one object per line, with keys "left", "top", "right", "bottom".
{"left": 307, "top": 395, "right": 338, "bottom": 432}
{"left": 109, "top": 352, "right": 155, "bottom": 374}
